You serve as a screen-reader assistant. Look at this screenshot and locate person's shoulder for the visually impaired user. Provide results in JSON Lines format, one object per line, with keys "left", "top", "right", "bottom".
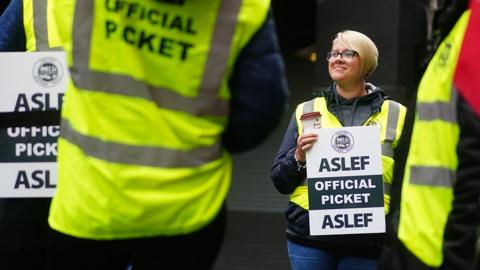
{"left": 295, "top": 99, "right": 313, "bottom": 111}
{"left": 364, "top": 84, "right": 406, "bottom": 114}
{"left": 366, "top": 83, "right": 386, "bottom": 96}
{"left": 296, "top": 94, "right": 325, "bottom": 108}
{"left": 377, "top": 91, "right": 406, "bottom": 110}
{"left": 367, "top": 84, "right": 405, "bottom": 108}
{"left": 385, "top": 99, "right": 406, "bottom": 109}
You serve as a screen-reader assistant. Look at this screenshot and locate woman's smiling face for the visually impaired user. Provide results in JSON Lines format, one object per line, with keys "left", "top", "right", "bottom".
{"left": 328, "top": 40, "right": 364, "bottom": 86}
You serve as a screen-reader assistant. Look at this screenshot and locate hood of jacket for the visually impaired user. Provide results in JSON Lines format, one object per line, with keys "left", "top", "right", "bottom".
{"left": 314, "top": 83, "right": 388, "bottom": 126}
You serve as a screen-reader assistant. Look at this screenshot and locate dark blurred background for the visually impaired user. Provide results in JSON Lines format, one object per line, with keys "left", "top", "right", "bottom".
{"left": 0, "top": 0, "right": 467, "bottom": 269}
{"left": 0, "top": 1, "right": 8, "bottom": 15}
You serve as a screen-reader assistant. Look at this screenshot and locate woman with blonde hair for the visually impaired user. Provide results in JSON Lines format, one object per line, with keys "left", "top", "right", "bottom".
{"left": 271, "top": 30, "right": 407, "bottom": 270}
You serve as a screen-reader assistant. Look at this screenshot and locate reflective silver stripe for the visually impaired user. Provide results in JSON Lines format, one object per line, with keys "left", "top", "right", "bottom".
{"left": 417, "top": 86, "right": 457, "bottom": 123}
{"left": 61, "top": 119, "right": 222, "bottom": 168}
{"left": 303, "top": 100, "right": 315, "bottom": 114}
{"left": 385, "top": 100, "right": 400, "bottom": 143}
{"left": 71, "top": 0, "right": 241, "bottom": 116}
{"left": 32, "top": 0, "right": 49, "bottom": 50}
{"left": 32, "top": 0, "right": 60, "bottom": 51}
{"left": 383, "top": 181, "right": 391, "bottom": 196}
{"left": 380, "top": 101, "right": 400, "bottom": 161}
{"left": 410, "top": 166, "right": 456, "bottom": 187}
{"left": 417, "top": 102, "right": 457, "bottom": 123}
{"left": 199, "top": 0, "right": 242, "bottom": 101}
{"left": 382, "top": 143, "right": 394, "bottom": 159}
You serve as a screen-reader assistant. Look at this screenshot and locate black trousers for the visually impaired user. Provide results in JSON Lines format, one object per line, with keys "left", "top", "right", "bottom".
{"left": 46, "top": 205, "right": 227, "bottom": 270}
{"left": 0, "top": 198, "right": 51, "bottom": 270}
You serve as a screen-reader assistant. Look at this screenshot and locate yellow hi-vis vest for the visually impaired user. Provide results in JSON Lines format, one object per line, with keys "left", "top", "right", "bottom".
{"left": 23, "top": 0, "right": 62, "bottom": 51}
{"left": 397, "top": 10, "right": 470, "bottom": 267}
{"left": 289, "top": 96, "right": 406, "bottom": 214}
{"left": 48, "top": 0, "right": 270, "bottom": 239}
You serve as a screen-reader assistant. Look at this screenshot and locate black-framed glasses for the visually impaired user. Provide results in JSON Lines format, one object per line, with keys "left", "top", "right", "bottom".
{"left": 326, "top": 50, "right": 358, "bottom": 61}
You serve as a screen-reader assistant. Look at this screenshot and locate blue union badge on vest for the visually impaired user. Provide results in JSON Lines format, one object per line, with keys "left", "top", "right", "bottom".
{"left": 305, "top": 126, "right": 384, "bottom": 235}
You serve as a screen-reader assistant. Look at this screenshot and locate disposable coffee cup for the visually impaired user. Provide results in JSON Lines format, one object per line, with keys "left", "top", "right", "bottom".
{"left": 300, "top": 112, "right": 322, "bottom": 131}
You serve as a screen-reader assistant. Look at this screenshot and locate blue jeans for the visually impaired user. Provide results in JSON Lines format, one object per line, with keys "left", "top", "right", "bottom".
{"left": 287, "top": 240, "right": 378, "bottom": 270}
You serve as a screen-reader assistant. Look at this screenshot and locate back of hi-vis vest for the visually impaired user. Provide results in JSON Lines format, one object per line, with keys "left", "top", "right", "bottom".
{"left": 397, "top": 10, "right": 470, "bottom": 267}
{"left": 47, "top": 0, "right": 270, "bottom": 239}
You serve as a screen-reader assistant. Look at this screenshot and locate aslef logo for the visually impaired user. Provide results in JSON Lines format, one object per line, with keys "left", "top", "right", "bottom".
{"left": 331, "top": 130, "right": 354, "bottom": 153}
{"left": 32, "top": 57, "right": 63, "bottom": 88}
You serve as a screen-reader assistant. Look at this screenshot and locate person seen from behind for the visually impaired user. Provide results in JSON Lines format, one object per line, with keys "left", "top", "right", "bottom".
{"left": 43, "top": 0, "right": 288, "bottom": 269}
{"left": 379, "top": 1, "right": 480, "bottom": 269}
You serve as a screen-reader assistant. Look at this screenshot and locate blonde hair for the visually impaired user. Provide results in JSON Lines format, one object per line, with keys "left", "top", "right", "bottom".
{"left": 333, "top": 30, "right": 378, "bottom": 78}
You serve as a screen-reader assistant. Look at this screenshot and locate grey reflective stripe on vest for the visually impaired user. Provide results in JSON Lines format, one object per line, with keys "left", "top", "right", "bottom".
{"left": 303, "top": 100, "right": 315, "bottom": 114}
{"left": 409, "top": 88, "right": 457, "bottom": 187}
{"left": 381, "top": 100, "right": 400, "bottom": 159}
{"left": 410, "top": 166, "right": 456, "bottom": 187}
{"left": 382, "top": 143, "right": 394, "bottom": 159}
{"left": 385, "top": 100, "right": 400, "bottom": 144}
{"left": 383, "top": 181, "right": 391, "bottom": 197}
{"left": 32, "top": 0, "right": 60, "bottom": 51}
{"left": 61, "top": 119, "right": 222, "bottom": 168}
{"left": 32, "top": 0, "right": 49, "bottom": 50}
{"left": 381, "top": 101, "right": 401, "bottom": 198}
{"left": 417, "top": 102, "right": 457, "bottom": 123}
{"left": 71, "top": 0, "right": 241, "bottom": 116}
{"left": 417, "top": 86, "right": 458, "bottom": 123}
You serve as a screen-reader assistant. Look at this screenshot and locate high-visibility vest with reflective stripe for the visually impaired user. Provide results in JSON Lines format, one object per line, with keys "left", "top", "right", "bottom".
{"left": 289, "top": 96, "right": 406, "bottom": 214}
{"left": 23, "top": 0, "right": 61, "bottom": 51}
{"left": 48, "top": 0, "right": 270, "bottom": 239}
{"left": 397, "top": 10, "right": 470, "bottom": 267}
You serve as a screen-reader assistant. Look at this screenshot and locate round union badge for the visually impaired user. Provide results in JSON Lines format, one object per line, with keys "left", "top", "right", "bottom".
{"left": 331, "top": 130, "right": 354, "bottom": 153}
{"left": 32, "top": 57, "right": 63, "bottom": 88}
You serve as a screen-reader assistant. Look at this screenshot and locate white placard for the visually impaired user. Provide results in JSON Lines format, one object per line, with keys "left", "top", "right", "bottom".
{"left": 306, "top": 125, "right": 384, "bottom": 235}
{"left": 0, "top": 52, "right": 67, "bottom": 197}
{"left": 309, "top": 207, "right": 385, "bottom": 235}
{"left": 0, "top": 163, "right": 57, "bottom": 197}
